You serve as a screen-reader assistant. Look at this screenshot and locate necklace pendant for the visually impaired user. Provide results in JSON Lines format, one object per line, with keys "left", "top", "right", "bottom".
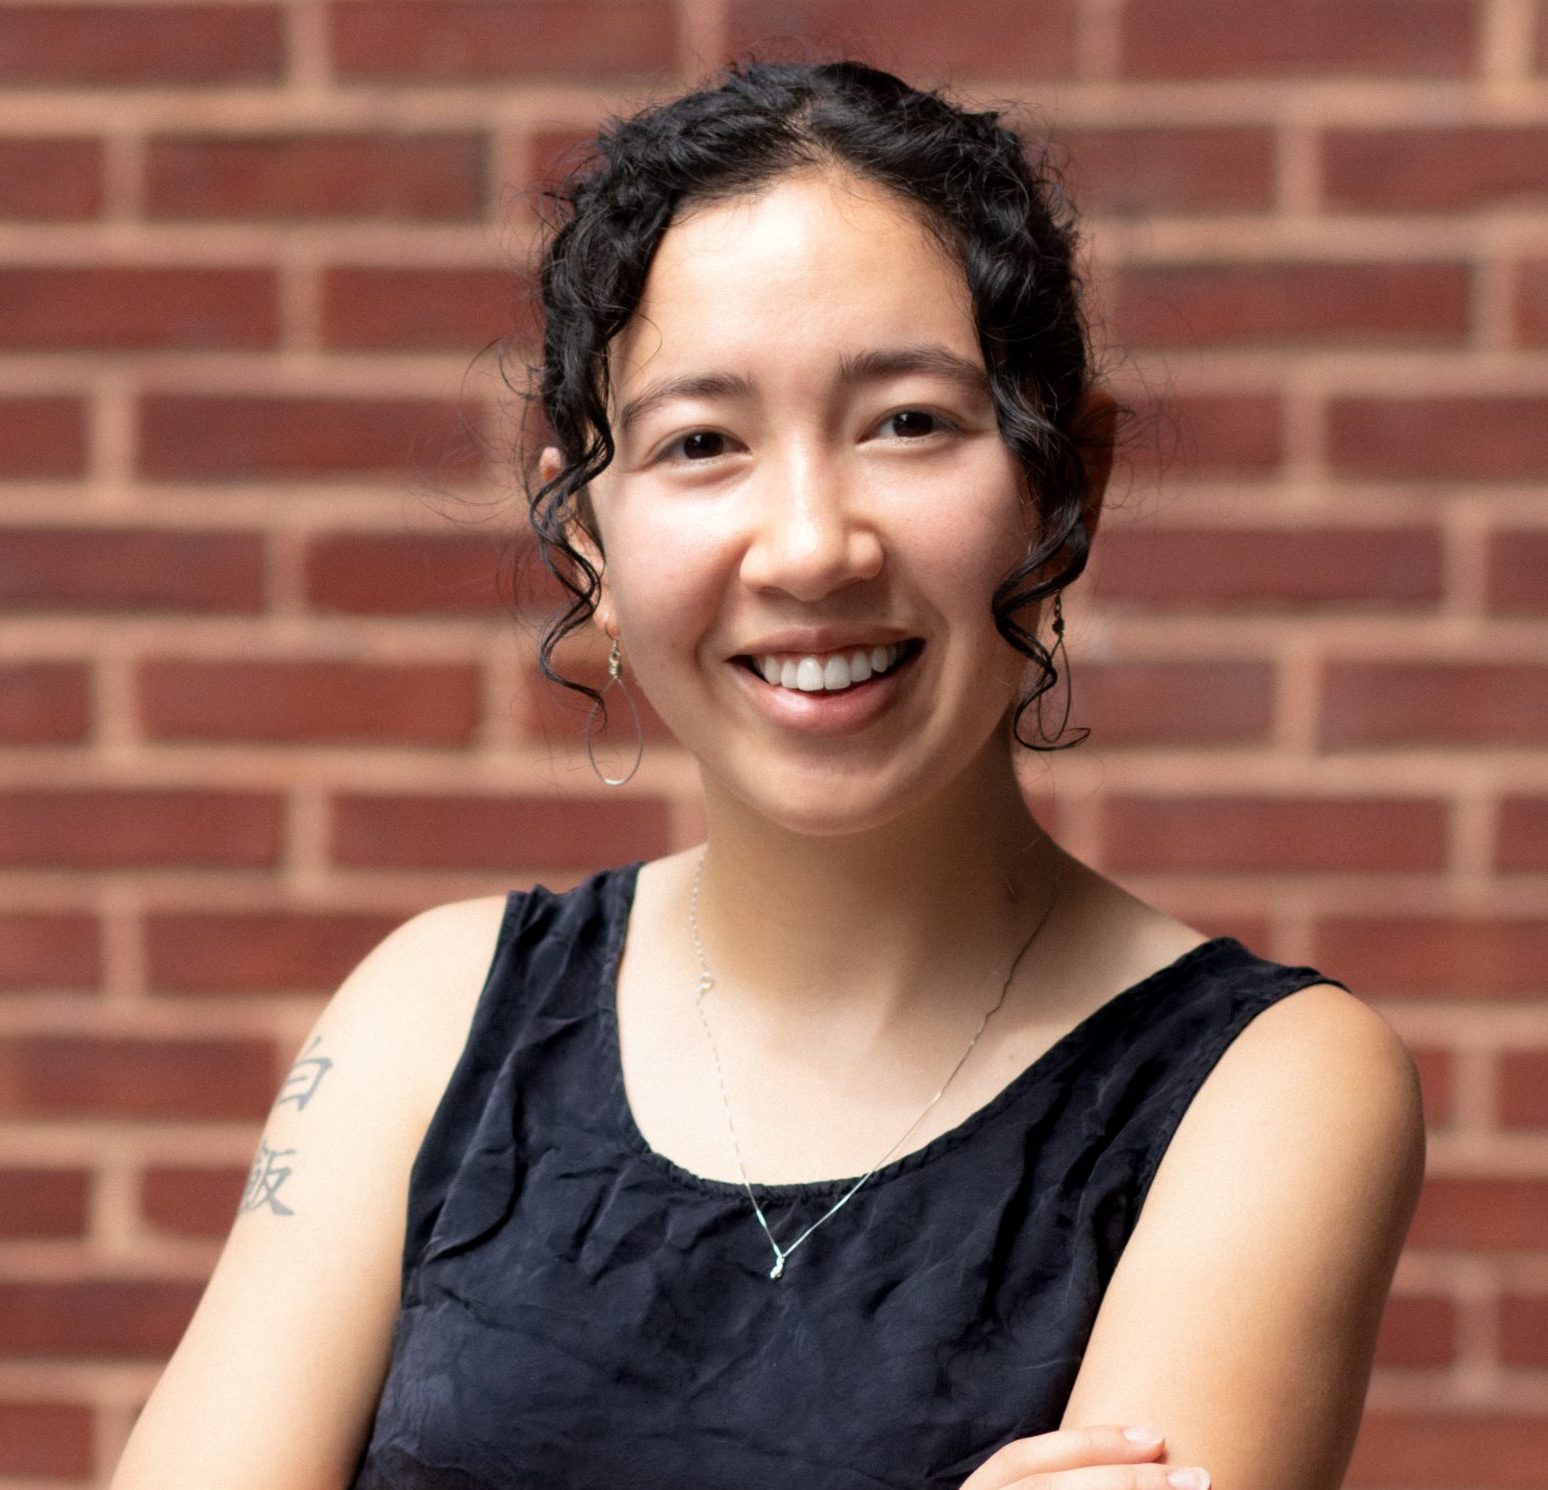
{"left": 769, "top": 1253, "right": 785, "bottom": 1279}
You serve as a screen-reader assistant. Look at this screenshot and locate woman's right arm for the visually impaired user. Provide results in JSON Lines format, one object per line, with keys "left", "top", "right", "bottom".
{"left": 109, "top": 894, "right": 510, "bottom": 1490}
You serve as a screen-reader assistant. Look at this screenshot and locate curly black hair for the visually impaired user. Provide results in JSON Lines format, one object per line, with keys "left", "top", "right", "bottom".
{"left": 511, "top": 54, "right": 1113, "bottom": 751}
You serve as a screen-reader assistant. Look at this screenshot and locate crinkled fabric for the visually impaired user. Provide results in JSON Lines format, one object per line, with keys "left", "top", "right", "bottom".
{"left": 348, "top": 860, "right": 1345, "bottom": 1490}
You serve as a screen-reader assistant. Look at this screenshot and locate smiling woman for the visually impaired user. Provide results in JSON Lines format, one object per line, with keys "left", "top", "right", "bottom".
{"left": 109, "top": 55, "right": 1425, "bottom": 1490}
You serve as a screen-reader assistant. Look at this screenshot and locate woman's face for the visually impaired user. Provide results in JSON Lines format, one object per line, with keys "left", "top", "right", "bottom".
{"left": 545, "top": 167, "right": 1045, "bottom": 836}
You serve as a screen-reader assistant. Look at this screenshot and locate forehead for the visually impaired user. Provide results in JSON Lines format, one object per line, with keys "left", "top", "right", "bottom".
{"left": 606, "top": 169, "right": 979, "bottom": 397}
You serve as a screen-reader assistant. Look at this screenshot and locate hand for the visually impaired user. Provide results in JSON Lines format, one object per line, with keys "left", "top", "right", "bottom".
{"left": 957, "top": 1425, "right": 1209, "bottom": 1490}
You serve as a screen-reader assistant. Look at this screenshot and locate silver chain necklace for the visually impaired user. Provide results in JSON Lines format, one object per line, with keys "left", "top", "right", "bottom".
{"left": 687, "top": 846, "right": 1061, "bottom": 1280}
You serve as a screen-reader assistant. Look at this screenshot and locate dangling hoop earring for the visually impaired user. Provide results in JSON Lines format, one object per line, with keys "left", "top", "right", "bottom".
{"left": 584, "top": 635, "right": 644, "bottom": 787}
{"left": 1045, "top": 590, "right": 1075, "bottom": 743}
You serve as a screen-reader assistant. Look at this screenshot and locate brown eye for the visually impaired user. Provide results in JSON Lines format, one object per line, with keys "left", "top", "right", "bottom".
{"left": 663, "top": 430, "right": 732, "bottom": 462}
{"left": 885, "top": 409, "right": 953, "bottom": 440}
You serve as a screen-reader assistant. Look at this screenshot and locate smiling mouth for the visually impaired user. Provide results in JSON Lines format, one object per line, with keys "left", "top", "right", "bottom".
{"left": 734, "top": 638, "right": 926, "bottom": 693}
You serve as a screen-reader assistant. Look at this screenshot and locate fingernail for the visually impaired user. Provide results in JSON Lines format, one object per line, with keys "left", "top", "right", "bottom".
{"left": 1124, "top": 1426, "right": 1164, "bottom": 1445}
{"left": 1168, "top": 1471, "right": 1209, "bottom": 1490}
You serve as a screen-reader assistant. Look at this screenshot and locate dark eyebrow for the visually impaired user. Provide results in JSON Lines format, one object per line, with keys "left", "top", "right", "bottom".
{"left": 613, "top": 343, "right": 991, "bottom": 436}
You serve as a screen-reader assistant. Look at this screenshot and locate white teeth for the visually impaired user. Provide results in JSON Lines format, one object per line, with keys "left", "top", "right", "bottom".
{"left": 753, "top": 642, "right": 910, "bottom": 693}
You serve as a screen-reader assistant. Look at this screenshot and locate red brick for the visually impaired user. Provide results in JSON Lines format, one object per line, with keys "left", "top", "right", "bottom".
{"left": 1485, "top": 527, "right": 1548, "bottom": 612}
{"left": 726, "top": 0, "right": 1076, "bottom": 79}
{"left": 0, "top": 789, "right": 283, "bottom": 869}
{"left": 138, "top": 658, "right": 482, "bottom": 747}
{"left": 1500, "top": 1050, "right": 1548, "bottom": 1129}
{"left": 528, "top": 128, "right": 603, "bottom": 187}
{"left": 1328, "top": 396, "right": 1548, "bottom": 480}
{"left": 1326, "top": 128, "right": 1548, "bottom": 212}
{"left": 1412, "top": 1046, "right": 1454, "bottom": 1127}
{"left": 1076, "top": 660, "right": 1274, "bottom": 746}
{"left": 0, "top": 1035, "right": 274, "bottom": 1119}
{"left": 0, "top": 397, "right": 86, "bottom": 477}
{"left": 1112, "top": 262, "right": 1470, "bottom": 347}
{"left": 146, "top": 132, "right": 487, "bottom": 220}
{"left": 1120, "top": 0, "right": 1476, "bottom": 78}
{"left": 0, "top": 1277, "right": 201, "bottom": 1357}
{"left": 0, "top": 661, "right": 89, "bottom": 744}
{"left": 146, "top": 908, "right": 402, "bottom": 994}
{"left": 141, "top": 1165, "right": 247, "bottom": 1237}
{"left": 333, "top": 0, "right": 679, "bottom": 80}
{"left": 0, "top": 527, "right": 265, "bottom": 613}
{"left": 1497, "top": 797, "right": 1548, "bottom": 872}
{"left": 1408, "top": 1177, "right": 1548, "bottom": 1251}
{"left": 0, "top": 138, "right": 100, "bottom": 218}
{"left": 1057, "top": 128, "right": 1275, "bottom": 216}
{"left": 0, "top": 1168, "right": 89, "bottom": 1238}
{"left": 0, "top": 912, "right": 101, "bottom": 991}
{"left": 1372, "top": 1293, "right": 1454, "bottom": 1368}
{"left": 0, "top": 267, "right": 276, "bottom": 350}
{"left": 1314, "top": 916, "right": 1548, "bottom": 996}
{"left": 1349, "top": 1411, "right": 1548, "bottom": 1487}
{"left": 0, "top": 1400, "right": 92, "bottom": 1477}
{"left": 1500, "top": 1293, "right": 1548, "bottom": 1367}
{"left": 1133, "top": 394, "right": 1283, "bottom": 475}
{"left": 138, "top": 395, "right": 483, "bottom": 482}
{"left": 0, "top": 5, "right": 282, "bottom": 85}
{"left": 1516, "top": 259, "right": 1548, "bottom": 345}
{"left": 304, "top": 530, "right": 515, "bottom": 615}
{"left": 1089, "top": 526, "right": 1441, "bottom": 609}
{"left": 1321, "top": 662, "right": 1548, "bottom": 747}
{"left": 322, "top": 266, "right": 529, "bottom": 350}
{"left": 331, "top": 792, "right": 671, "bottom": 870}
{"left": 1101, "top": 795, "right": 1447, "bottom": 874}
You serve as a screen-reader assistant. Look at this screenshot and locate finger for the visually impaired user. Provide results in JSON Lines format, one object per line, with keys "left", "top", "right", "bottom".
{"left": 957, "top": 1425, "right": 1168, "bottom": 1490}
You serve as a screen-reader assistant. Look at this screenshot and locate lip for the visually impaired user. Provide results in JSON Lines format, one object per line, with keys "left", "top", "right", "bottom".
{"left": 729, "top": 626, "right": 918, "bottom": 659}
{"left": 728, "top": 639, "right": 924, "bottom": 736}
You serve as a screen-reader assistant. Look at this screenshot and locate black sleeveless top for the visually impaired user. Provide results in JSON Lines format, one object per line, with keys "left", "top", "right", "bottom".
{"left": 348, "top": 859, "right": 1346, "bottom": 1490}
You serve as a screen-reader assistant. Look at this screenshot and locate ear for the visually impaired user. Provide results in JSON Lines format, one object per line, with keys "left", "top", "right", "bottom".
{"left": 1074, "top": 385, "right": 1118, "bottom": 550}
{"left": 539, "top": 443, "right": 618, "bottom": 641}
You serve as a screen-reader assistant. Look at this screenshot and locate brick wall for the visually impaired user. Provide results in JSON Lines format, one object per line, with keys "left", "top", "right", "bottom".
{"left": 1, "top": 0, "right": 1544, "bottom": 1483}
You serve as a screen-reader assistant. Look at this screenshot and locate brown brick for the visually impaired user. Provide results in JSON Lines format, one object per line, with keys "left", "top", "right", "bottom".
{"left": 1497, "top": 797, "right": 1548, "bottom": 872}
{"left": 1328, "top": 396, "right": 1548, "bottom": 480}
{"left": 0, "top": 138, "right": 100, "bottom": 218}
{"left": 304, "top": 530, "right": 515, "bottom": 615}
{"left": 332, "top": 0, "right": 680, "bottom": 80}
{"left": 322, "top": 266, "right": 529, "bottom": 350}
{"left": 0, "top": 397, "right": 86, "bottom": 477}
{"left": 146, "top": 908, "right": 402, "bottom": 994}
{"left": 1516, "top": 259, "right": 1548, "bottom": 345}
{"left": 1089, "top": 526, "right": 1441, "bottom": 609}
{"left": 0, "top": 789, "right": 283, "bottom": 869}
{"left": 1326, "top": 127, "right": 1548, "bottom": 212}
{"left": 0, "top": 1168, "right": 89, "bottom": 1238}
{"left": 1408, "top": 1177, "right": 1548, "bottom": 1251}
{"left": 331, "top": 792, "right": 671, "bottom": 870}
{"left": 1112, "top": 262, "right": 1470, "bottom": 347}
{"left": 0, "top": 1034, "right": 275, "bottom": 1119}
{"left": 1349, "top": 1411, "right": 1548, "bottom": 1486}
{"left": 0, "top": 912, "right": 101, "bottom": 991}
{"left": 138, "top": 658, "right": 482, "bottom": 747}
{"left": 726, "top": 0, "right": 1076, "bottom": 79}
{"left": 1120, "top": 0, "right": 1476, "bottom": 78}
{"left": 1372, "top": 1293, "right": 1454, "bottom": 1368}
{"left": 1321, "top": 662, "right": 1548, "bottom": 747}
{"left": 1100, "top": 795, "right": 1447, "bottom": 874}
{"left": 1485, "top": 527, "right": 1548, "bottom": 613}
{"left": 1057, "top": 128, "right": 1275, "bottom": 216}
{"left": 1500, "top": 1293, "right": 1548, "bottom": 1367}
{"left": 1135, "top": 394, "right": 1284, "bottom": 475}
{"left": 0, "top": 267, "right": 277, "bottom": 350}
{"left": 141, "top": 1165, "right": 247, "bottom": 1237}
{"left": 146, "top": 132, "right": 487, "bottom": 220}
{"left": 1314, "top": 916, "right": 1548, "bottom": 996}
{"left": 138, "top": 395, "right": 483, "bottom": 482}
{"left": 0, "top": 1277, "right": 201, "bottom": 1357}
{"left": 0, "top": 527, "right": 265, "bottom": 613}
{"left": 0, "top": 1400, "right": 93, "bottom": 1477}
{"left": 1500, "top": 1050, "right": 1548, "bottom": 1129}
{"left": 1077, "top": 660, "right": 1274, "bottom": 746}
{"left": 0, "top": 661, "right": 89, "bottom": 744}
{"left": 0, "top": 5, "right": 282, "bottom": 85}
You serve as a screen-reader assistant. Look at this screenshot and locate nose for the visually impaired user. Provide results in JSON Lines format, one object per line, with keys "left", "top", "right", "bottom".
{"left": 736, "top": 443, "right": 884, "bottom": 601}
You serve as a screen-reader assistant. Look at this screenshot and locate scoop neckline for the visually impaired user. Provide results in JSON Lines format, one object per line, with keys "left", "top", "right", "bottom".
{"left": 595, "top": 857, "right": 1238, "bottom": 1201}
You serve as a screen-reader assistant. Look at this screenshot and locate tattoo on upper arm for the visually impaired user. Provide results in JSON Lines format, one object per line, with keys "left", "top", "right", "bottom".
{"left": 276, "top": 1034, "right": 334, "bottom": 1111}
{"left": 240, "top": 1035, "right": 335, "bottom": 1220}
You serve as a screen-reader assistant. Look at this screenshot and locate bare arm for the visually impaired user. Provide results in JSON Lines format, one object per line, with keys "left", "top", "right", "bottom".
{"left": 110, "top": 894, "right": 508, "bottom": 1490}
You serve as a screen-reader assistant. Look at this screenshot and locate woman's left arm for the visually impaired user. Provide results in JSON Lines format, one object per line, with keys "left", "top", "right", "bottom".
{"left": 1057, "top": 982, "right": 1428, "bottom": 1490}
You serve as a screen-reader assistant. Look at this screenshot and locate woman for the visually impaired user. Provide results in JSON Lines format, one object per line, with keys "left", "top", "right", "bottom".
{"left": 112, "top": 58, "right": 1426, "bottom": 1490}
